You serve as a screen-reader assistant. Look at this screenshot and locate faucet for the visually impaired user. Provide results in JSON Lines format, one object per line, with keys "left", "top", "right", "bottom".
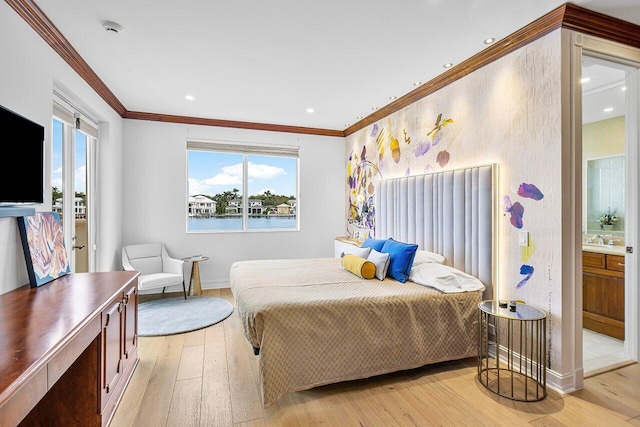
{"left": 593, "top": 234, "right": 604, "bottom": 245}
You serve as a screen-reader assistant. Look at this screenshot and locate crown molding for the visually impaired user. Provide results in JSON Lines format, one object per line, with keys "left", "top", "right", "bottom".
{"left": 7, "top": 1, "right": 640, "bottom": 138}
{"left": 562, "top": 2, "right": 640, "bottom": 50}
{"left": 344, "top": 4, "right": 567, "bottom": 136}
{"left": 123, "top": 111, "right": 345, "bottom": 137}
{"left": 5, "top": 0, "right": 128, "bottom": 117}
{"left": 345, "top": 3, "right": 640, "bottom": 136}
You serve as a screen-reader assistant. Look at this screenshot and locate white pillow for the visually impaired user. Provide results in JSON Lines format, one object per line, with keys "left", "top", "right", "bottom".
{"left": 408, "top": 263, "right": 485, "bottom": 293}
{"left": 367, "top": 249, "right": 390, "bottom": 281}
{"left": 340, "top": 246, "right": 371, "bottom": 259}
{"left": 412, "top": 250, "right": 445, "bottom": 266}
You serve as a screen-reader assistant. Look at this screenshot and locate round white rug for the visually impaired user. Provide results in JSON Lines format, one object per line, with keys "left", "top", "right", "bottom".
{"left": 138, "top": 296, "right": 234, "bottom": 336}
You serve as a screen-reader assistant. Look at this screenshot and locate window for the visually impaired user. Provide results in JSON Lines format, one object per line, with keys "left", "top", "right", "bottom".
{"left": 186, "top": 141, "right": 299, "bottom": 232}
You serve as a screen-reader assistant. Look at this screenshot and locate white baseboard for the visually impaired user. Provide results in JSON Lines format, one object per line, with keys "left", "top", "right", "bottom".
{"left": 201, "top": 279, "right": 230, "bottom": 290}
{"left": 138, "top": 280, "right": 229, "bottom": 295}
{"left": 547, "top": 367, "right": 581, "bottom": 394}
{"left": 487, "top": 344, "right": 579, "bottom": 395}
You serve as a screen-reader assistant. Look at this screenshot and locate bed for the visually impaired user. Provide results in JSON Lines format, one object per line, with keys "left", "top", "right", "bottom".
{"left": 230, "top": 164, "right": 496, "bottom": 407}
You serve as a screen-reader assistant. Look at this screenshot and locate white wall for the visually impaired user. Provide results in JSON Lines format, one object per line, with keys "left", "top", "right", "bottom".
{"left": 122, "top": 120, "right": 345, "bottom": 289}
{"left": 0, "top": 2, "right": 125, "bottom": 294}
{"left": 345, "top": 30, "right": 566, "bottom": 382}
{"left": 1, "top": 1, "right": 345, "bottom": 295}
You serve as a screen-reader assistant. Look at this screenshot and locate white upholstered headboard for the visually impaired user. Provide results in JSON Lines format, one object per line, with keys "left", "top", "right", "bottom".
{"left": 375, "top": 164, "right": 496, "bottom": 298}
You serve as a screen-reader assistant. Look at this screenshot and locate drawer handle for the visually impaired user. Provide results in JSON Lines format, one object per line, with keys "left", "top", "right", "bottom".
{"left": 618, "top": 263, "right": 625, "bottom": 267}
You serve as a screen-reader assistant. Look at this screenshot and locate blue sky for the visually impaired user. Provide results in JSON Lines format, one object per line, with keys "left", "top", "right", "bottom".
{"left": 188, "top": 152, "right": 297, "bottom": 198}
{"left": 52, "top": 119, "right": 87, "bottom": 194}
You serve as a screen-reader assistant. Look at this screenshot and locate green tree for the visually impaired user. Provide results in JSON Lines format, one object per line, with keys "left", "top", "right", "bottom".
{"left": 52, "top": 186, "right": 62, "bottom": 205}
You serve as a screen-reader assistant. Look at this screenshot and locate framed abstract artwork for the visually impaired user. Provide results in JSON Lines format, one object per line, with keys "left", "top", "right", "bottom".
{"left": 17, "top": 211, "right": 71, "bottom": 288}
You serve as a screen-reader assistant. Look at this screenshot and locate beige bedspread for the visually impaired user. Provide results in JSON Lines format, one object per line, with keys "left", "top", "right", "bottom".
{"left": 229, "top": 257, "right": 481, "bottom": 407}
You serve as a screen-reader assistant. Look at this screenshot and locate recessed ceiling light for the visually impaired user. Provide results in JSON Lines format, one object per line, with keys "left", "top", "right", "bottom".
{"left": 344, "top": 124, "right": 351, "bottom": 127}
{"left": 389, "top": 95, "right": 397, "bottom": 100}
{"left": 443, "top": 63, "right": 453, "bottom": 68}
{"left": 603, "top": 107, "right": 614, "bottom": 112}
{"left": 101, "top": 21, "right": 124, "bottom": 34}
{"left": 580, "top": 77, "right": 591, "bottom": 83}
{"left": 306, "top": 108, "right": 314, "bottom": 113}
{"left": 413, "top": 82, "right": 422, "bottom": 86}
{"left": 185, "top": 95, "right": 195, "bottom": 101}
{"left": 484, "top": 38, "right": 495, "bottom": 44}
{"left": 621, "top": 86, "right": 627, "bottom": 91}
{"left": 356, "top": 116, "right": 363, "bottom": 120}
{"left": 371, "top": 107, "right": 378, "bottom": 110}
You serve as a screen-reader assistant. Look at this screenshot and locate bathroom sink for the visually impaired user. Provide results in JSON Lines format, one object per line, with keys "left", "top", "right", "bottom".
{"left": 582, "top": 243, "right": 626, "bottom": 255}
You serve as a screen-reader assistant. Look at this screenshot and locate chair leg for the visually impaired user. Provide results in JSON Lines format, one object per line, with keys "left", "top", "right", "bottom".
{"left": 162, "top": 287, "right": 165, "bottom": 294}
{"left": 182, "top": 281, "right": 187, "bottom": 299}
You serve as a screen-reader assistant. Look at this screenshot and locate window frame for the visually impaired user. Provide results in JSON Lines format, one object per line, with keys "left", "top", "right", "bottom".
{"left": 186, "top": 140, "right": 300, "bottom": 234}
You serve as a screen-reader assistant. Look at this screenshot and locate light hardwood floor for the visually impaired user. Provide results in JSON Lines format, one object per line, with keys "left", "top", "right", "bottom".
{"left": 110, "top": 289, "right": 640, "bottom": 426}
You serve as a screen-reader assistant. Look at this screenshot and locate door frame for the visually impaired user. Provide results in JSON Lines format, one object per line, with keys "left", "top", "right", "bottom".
{"left": 569, "top": 31, "right": 640, "bottom": 387}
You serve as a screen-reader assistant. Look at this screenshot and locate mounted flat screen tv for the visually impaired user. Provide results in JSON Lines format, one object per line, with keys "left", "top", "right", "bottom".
{"left": 0, "top": 105, "right": 45, "bottom": 205}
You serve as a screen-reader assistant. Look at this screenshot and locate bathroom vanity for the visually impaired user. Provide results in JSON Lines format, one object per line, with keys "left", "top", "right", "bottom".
{"left": 582, "top": 244, "right": 625, "bottom": 340}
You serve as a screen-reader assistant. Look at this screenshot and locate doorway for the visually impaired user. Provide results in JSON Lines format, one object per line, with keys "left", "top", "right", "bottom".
{"left": 581, "top": 54, "right": 637, "bottom": 375}
{"left": 52, "top": 98, "right": 98, "bottom": 273}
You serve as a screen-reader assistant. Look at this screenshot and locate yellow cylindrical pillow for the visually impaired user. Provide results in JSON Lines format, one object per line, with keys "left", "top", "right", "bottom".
{"left": 341, "top": 254, "right": 376, "bottom": 279}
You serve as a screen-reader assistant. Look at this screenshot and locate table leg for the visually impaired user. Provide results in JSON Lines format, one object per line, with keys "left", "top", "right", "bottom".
{"left": 192, "top": 261, "right": 202, "bottom": 296}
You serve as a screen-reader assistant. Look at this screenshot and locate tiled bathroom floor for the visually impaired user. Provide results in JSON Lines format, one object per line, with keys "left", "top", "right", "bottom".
{"left": 583, "top": 328, "right": 625, "bottom": 374}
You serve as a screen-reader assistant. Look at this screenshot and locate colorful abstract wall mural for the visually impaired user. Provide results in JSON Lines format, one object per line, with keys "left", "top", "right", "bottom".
{"left": 345, "top": 30, "right": 564, "bottom": 371}
{"left": 346, "top": 113, "right": 454, "bottom": 237}
{"left": 503, "top": 182, "right": 545, "bottom": 289}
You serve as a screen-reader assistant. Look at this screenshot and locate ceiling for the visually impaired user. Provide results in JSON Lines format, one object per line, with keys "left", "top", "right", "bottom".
{"left": 582, "top": 58, "right": 628, "bottom": 124}
{"left": 31, "top": 0, "right": 640, "bottom": 132}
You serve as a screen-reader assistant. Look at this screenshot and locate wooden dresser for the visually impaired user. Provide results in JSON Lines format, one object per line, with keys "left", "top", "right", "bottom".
{"left": 583, "top": 251, "right": 625, "bottom": 339}
{"left": 0, "top": 271, "right": 139, "bottom": 426}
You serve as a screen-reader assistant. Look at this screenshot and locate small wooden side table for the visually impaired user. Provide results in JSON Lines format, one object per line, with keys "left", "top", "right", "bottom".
{"left": 182, "top": 255, "right": 209, "bottom": 296}
{"left": 478, "top": 300, "right": 547, "bottom": 401}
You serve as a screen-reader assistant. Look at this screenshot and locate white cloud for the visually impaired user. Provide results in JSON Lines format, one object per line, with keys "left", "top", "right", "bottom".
{"left": 205, "top": 173, "right": 242, "bottom": 186}
{"left": 75, "top": 165, "right": 86, "bottom": 193}
{"left": 257, "top": 188, "right": 276, "bottom": 195}
{"left": 221, "top": 163, "right": 243, "bottom": 177}
{"left": 188, "top": 161, "right": 286, "bottom": 196}
{"left": 247, "top": 162, "right": 285, "bottom": 179}
{"left": 188, "top": 178, "right": 208, "bottom": 195}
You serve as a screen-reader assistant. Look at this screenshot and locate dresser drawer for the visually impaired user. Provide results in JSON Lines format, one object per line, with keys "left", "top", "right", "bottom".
{"left": 606, "top": 255, "right": 625, "bottom": 272}
{"left": 583, "top": 251, "right": 605, "bottom": 269}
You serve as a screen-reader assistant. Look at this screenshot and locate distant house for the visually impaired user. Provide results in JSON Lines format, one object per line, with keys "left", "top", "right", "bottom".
{"left": 276, "top": 203, "right": 291, "bottom": 215}
{"left": 248, "top": 198, "right": 263, "bottom": 215}
{"left": 189, "top": 195, "right": 217, "bottom": 216}
{"left": 226, "top": 198, "right": 265, "bottom": 214}
{"left": 226, "top": 198, "right": 242, "bottom": 214}
{"left": 288, "top": 199, "right": 297, "bottom": 214}
{"left": 52, "top": 197, "right": 86, "bottom": 219}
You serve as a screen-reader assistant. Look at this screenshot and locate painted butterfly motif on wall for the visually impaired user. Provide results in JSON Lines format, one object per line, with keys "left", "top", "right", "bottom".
{"left": 427, "top": 113, "right": 454, "bottom": 141}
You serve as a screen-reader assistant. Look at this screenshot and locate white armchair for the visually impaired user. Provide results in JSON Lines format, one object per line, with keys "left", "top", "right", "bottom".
{"left": 122, "top": 243, "right": 187, "bottom": 299}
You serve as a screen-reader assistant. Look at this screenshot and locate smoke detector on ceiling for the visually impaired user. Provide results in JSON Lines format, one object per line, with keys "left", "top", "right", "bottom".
{"left": 101, "top": 21, "right": 124, "bottom": 34}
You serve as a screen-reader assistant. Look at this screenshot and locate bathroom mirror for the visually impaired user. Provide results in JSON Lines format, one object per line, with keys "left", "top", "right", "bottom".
{"left": 585, "top": 155, "right": 625, "bottom": 235}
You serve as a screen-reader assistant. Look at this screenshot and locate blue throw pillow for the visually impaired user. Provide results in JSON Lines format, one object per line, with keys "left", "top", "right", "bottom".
{"left": 360, "top": 237, "right": 387, "bottom": 252}
{"left": 380, "top": 238, "right": 418, "bottom": 283}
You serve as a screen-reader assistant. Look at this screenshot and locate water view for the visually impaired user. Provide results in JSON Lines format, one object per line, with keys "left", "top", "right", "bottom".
{"left": 188, "top": 216, "right": 297, "bottom": 231}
